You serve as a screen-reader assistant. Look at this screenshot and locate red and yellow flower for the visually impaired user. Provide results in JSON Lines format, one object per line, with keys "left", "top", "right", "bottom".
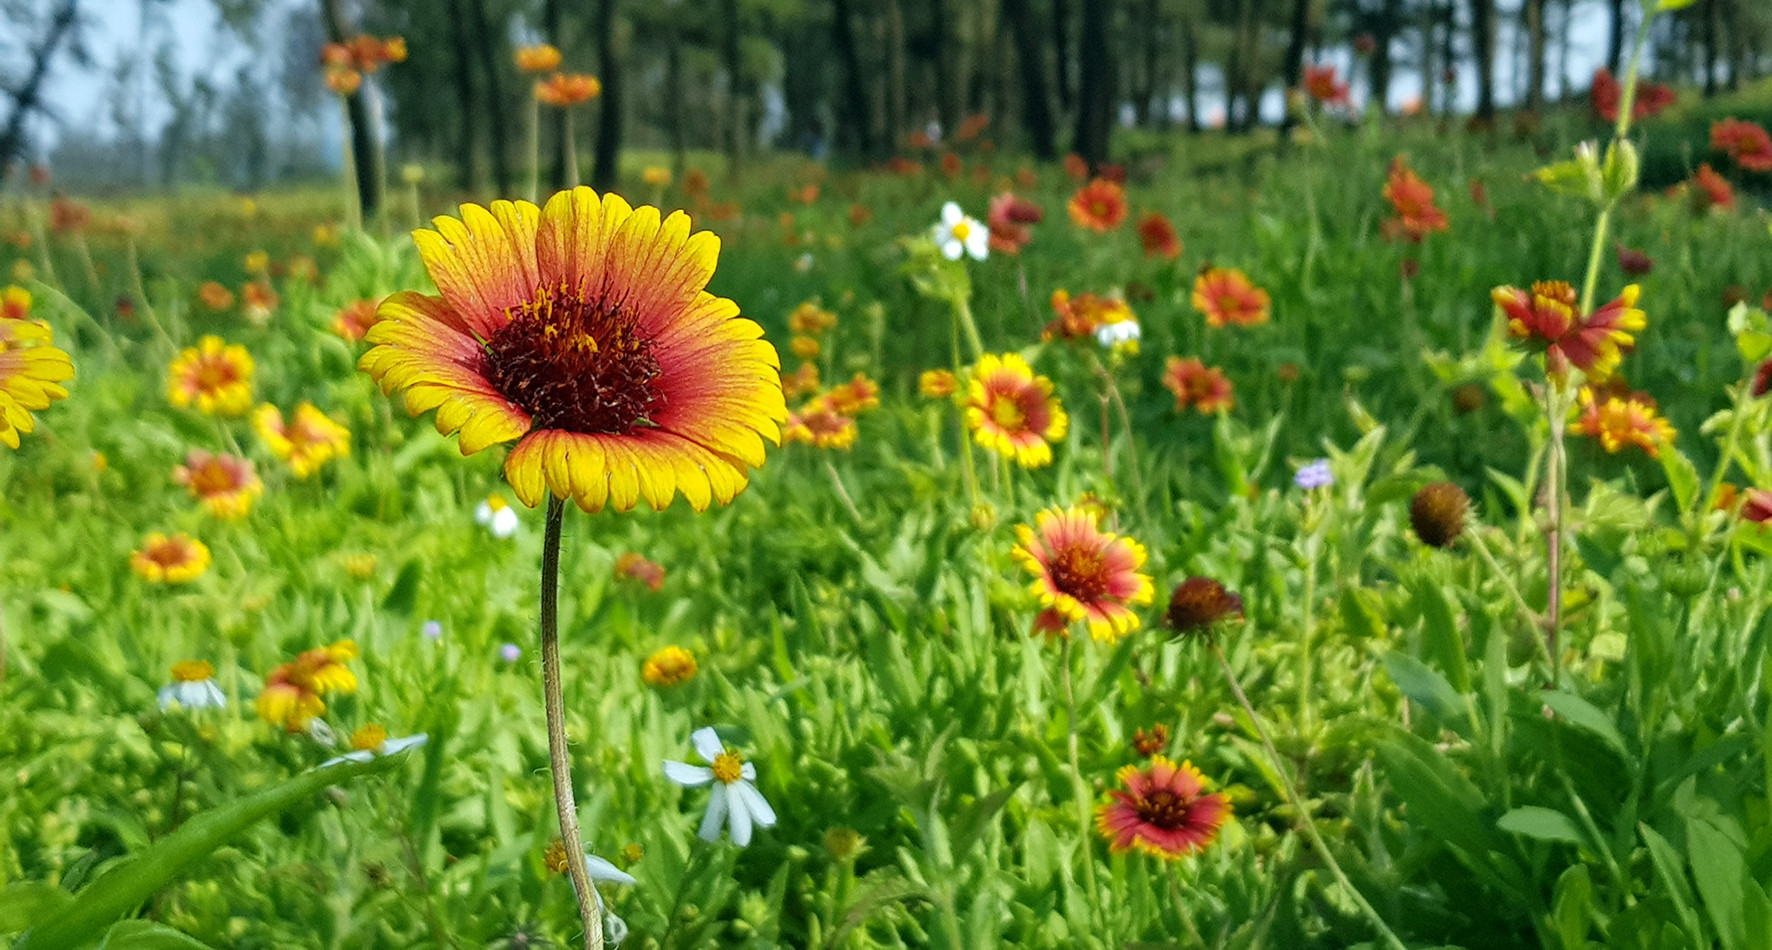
{"left": 1381, "top": 156, "right": 1449, "bottom": 242}
{"left": 173, "top": 449, "right": 263, "bottom": 519}
{"left": 360, "top": 188, "right": 786, "bottom": 513}
{"left": 1011, "top": 505, "right": 1154, "bottom": 642}
{"left": 333, "top": 298, "right": 381, "bottom": 341}
{"left": 1303, "top": 64, "right": 1349, "bottom": 105}
{"left": 197, "top": 281, "right": 234, "bottom": 312}
{"left": 241, "top": 281, "right": 279, "bottom": 325}
{"left": 826, "top": 373, "right": 880, "bottom": 415}
{"left": 1096, "top": 756, "right": 1231, "bottom": 860}
{"left": 130, "top": 532, "right": 212, "bottom": 584}
{"left": 1691, "top": 163, "right": 1736, "bottom": 210}
{"left": 254, "top": 402, "right": 351, "bottom": 478}
{"left": 1136, "top": 212, "right": 1182, "bottom": 259}
{"left": 515, "top": 44, "right": 563, "bottom": 73}
{"left": 965, "top": 353, "right": 1067, "bottom": 468}
{"left": 784, "top": 399, "right": 857, "bottom": 450}
{"left": 641, "top": 645, "right": 697, "bottom": 687}
{"left": 256, "top": 639, "right": 359, "bottom": 732}
{"left": 1191, "top": 267, "right": 1270, "bottom": 328}
{"left": 1491, "top": 281, "right": 1643, "bottom": 381}
{"left": 167, "top": 336, "right": 254, "bottom": 416}
{"left": 1712, "top": 118, "right": 1772, "bottom": 173}
{"left": 614, "top": 551, "right": 666, "bottom": 591}
{"left": 0, "top": 290, "right": 73, "bottom": 449}
{"left": 987, "top": 192, "right": 1044, "bottom": 255}
{"left": 1162, "top": 356, "right": 1235, "bottom": 414}
{"left": 918, "top": 368, "right": 957, "bottom": 399}
{"left": 1045, "top": 290, "right": 1133, "bottom": 342}
{"left": 535, "top": 73, "right": 601, "bottom": 106}
{"left": 1067, "top": 179, "right": 1128, "bottom": 232}
{"left": 1570, "top": 385, "right": 1675, "bottom": 456}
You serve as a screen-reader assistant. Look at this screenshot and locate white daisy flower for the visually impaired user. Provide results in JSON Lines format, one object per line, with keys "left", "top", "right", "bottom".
{"left": 321, "top": 724, "right": 428, "bottom": 767}
{"left": 932, "top": 201, "right": 988, "bottom": 262}
{"left": 663, "top": 726, "right": 778, "bottom": 846}
{"left": 1095, "top": 318, "right": 1141, "bottom": 351}
{"left": 474, "top": 494, "right": 520, "bottom": 539}
{"left": 157, "top": 659, "right": 225, "bottom": 711}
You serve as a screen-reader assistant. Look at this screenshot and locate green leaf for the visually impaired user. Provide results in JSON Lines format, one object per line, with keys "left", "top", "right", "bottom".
{"left": 1551, "top": 864, "right": 1594, "bottom": 950}
{"left": 1688, "top": 816, "right": 1752, "bottom": 950}
{"left": 19, "top": 754, "right": 414, "bottom": 949}
{"left": 1658, "top": 448, "right": 1702, "bottom": 515}
{"left": 1412, "top": 582, "right": 1471, "bottom": 694}
{"left": 97, "top": 920, "right": 214, "bottom": 949}
{"left": 1498, "top": 806, "right": 1585, "bottom": 845}
{"left": 1538, "top": 690, "right": 1631, "bottom": 766}
{"left": 0, "top": 883, "right": 72, "bottom": 936}
{"left": 1640, "top": 823, "right": 1707, "bottom": 944}
{"left": 1384, "top": 651, "right": 1470, "bottom": 733}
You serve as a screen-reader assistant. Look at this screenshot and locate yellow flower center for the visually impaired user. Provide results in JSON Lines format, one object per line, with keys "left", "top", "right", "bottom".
{"left": 351, "top": 723, "right": 388, "bottom": 751}
{"left": 171, "top": 659, "right": 214, "bottom": 682}
{"left": 486, "top": 494, "right": 507, "bottom": 511}
{"left": 951, "top": 220, "right": 972, "bottom": 242}
{"left": 711, "top": 751, "right": 744, "bottom": 784}
{"left": 989, "top": 394, "right": 1026, "bottom": 431}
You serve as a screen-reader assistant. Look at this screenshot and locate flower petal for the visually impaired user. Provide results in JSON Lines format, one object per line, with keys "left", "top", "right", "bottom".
{"left": 698, "top": 783, "right": 729, "bottom": 842}
{"left": 663, "top": 761, "right": 713, "bottom": 787}
{"left": 691, "top": 726, "right": 724, "bottom": 762}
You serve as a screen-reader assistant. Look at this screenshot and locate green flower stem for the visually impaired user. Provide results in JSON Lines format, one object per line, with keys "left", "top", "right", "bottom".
{"left": 528, "top": 95, "right": 542, "bottom": 203}
{"left": 950, "top": 300, "right": 982, "bottom": 511}
{"left": 1059, "top": 636, "right": 1102, "bottom": 927}
{"left": 1210, "top": 643, "right": 1407, "bottom": 950}
{"left": 1695, "top": 381, "right": 1753, "bottom": 544}
{"left": 952, "top": 291, "right": 985, "bottom": 362}
{"left": 823, "top": 457, "right": 865, "bottom": 526}
{"left": 1162, "top": 861, "right": 1208, "bottom": 949}
{"left": 1544, "top": 383, "right": 1567, "bottom": 679}
{"left": 540, "top": 495, "right": 604, "bottom": 950}
{"left": 1298, "top": 531, "right": 1320, "bottom": 736}
{"left": 1466, "top": 527, "right": 1546, "bottom": 638}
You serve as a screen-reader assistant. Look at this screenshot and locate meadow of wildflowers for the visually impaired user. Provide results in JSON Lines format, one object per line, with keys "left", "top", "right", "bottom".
{"left": 7, "top": 16, "right": 1772, "bottom": 950}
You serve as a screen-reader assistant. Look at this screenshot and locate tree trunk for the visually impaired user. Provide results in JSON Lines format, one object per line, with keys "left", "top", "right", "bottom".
{"left": 1524, "top": 0, "right": 1545, "bottom": 111}
{"left": 1136, "top": 0, "right": 1161, "bottom": 126}
{"left": 545, "top": 0, "right": 572, "bottom": 191}
{"left": 1181, "top": 0, "right": 1201, "bottom": 132}
{"left": 1371, "top": 0, "right": 1401, "bottom": 115}
{"left": 723, "top": 0, "right": 745, "bottom": 177}
{"left": 468, "top": 0, "right": 512, "bottom": 194}
{"left": 1053, "top": 0, "right": 1074, "bottom": 116}
{"left": 445, "top": 0, "right": 479, "bottom": 191}
{"left": 319, "top": 0, "right": 384, "bottom": 221}
{"left": 1278, "top": 0, "right": 1312, "bottom": 138}
{"left": 1606, "top": 0, "right": 1626, "bottom": 72}
{"left": 591, "top": 0, "right": 622, "bottom": 191}
{"left": 1001, "top": 0, "right": 1056, "bottom": 158}
{"left": 1702, "top": 0, "right": 1719, "bottom": 96}
{"left": 1228, "top": 0, "right": 1262, "bottom": 131}
{"left": 666, "top": 23, "right": 687, "bottom": 178}
{"left": 831, "top": 0, "right": 876, "bottom": 157}
{"left": 0, "top": 0, "right": 78, "bottom": 171}
{"left": 885, "top": 0, "right": 906, "bottom": 149}
{"left": 932, "top": 0, "right": 959, "bottom": 135}
{"left": 1072, "top": 0, "right": 1111, "bottom": 167}
{"left": 1472, "top": 0, "right": 1497, "bottom": 122}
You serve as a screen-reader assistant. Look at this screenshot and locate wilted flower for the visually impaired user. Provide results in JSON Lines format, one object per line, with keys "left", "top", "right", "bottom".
{"left": 1409, "top": 481, "right": 1470, "bottom": 548}
{"left": 1615, "top": 243, "right": 1653, "bottom": 277}
{"left": 1164, "top": 577, "right": 1244, "bottom": 636}
{"left": 1192, "top": 267, "right": 1270, "bottom": 328}
{"left": 1132, "top": 725, "right": 1169, "bottom": 758}
{"left": 965, "top": 353, "right": 1067, "bottom": 468}
{"left": 1161, "top": 357, "right": 1234, "bottom": 414}
{"left": 1011, "top": 506, "right": 1154, "bottom": 643}
{"left": 663, "top": 727, "right": 778, "bottom": 846}
{"left": 1067, "top": 179, "right": 1128, "bottom": 232}
{"left": 158, "top": 660, "right": 226, "bottom": 711}
{"left": 986, "top": 192, "right": 1043, "bottom": 255}
{"left": 131, "top": 532, "right": 211, "bottom": 584}
{"left": 642, "top": 646, "right": 698, "bottom": 687}
{"left": 932, "top": 201, "right": 988, "bottom": 261}
{"left": 1096, "top": 756, "right": 1231, "bottom": 860}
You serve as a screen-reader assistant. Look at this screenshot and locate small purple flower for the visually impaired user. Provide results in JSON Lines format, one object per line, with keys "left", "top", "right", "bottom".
{"left": 1295, "top": 459, "right": 1333, "bottom": 490}
{"left": 500, "top": 643, "right": 522, "bottom": 663}
{"left": 421, "top": 620, "right": 443, "bottom": 640}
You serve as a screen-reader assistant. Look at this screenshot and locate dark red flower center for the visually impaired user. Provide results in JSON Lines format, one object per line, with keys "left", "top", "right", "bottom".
{"left": 1049, "top": 544, "right": 1109, "bottom": 602}
{"left": 484, "top": 284, "right": 665, "bottom": 435}
{"left": 1134, "top": 788, "right": 1195, "bottom": 830}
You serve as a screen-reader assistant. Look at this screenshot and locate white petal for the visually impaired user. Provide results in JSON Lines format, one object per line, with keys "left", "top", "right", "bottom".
{"left": 728, "top": 783, "right": 754, "bottom": 846}
{"left": 474, "top": 502, "right": 492, "bottom": 524}
{"left": 965, "top": 225, "right": 989, "bottom": 260}
{"left": 734, "top": 780, "right": 777, "bottom": 830}
{"left": 690, "top": 727, "right": 724, "bottom": 763}
{"left": 941, "top": 201, "right": 963, "bottom": 225}
{"left": 585, "top": 854, "right": 637, "bottom": 885}
{"left": 156, "top": 685, "right": 177, "bottom": 710}
{"left": 380, "top": 733, "right": 428, "bottom": 756}
{"left": 740, "top": 761, "right": 756, "bottom": 781}
{"left": 940, "top": 239, "right": 963, "bottom": 261}
{"left": 663, "top": 761, "right": 713, "bottom": 786}
{"left": 492, "top": 507, "right": 519, "bottom": 538}
{"left": 320, "top": 750, "right": 376, "bottom": 768}
{"left": 698, "top": 784, "right": 729, "bottom": 842}
{"left": 198, "top": 682, "right": 227, "bottom": 708}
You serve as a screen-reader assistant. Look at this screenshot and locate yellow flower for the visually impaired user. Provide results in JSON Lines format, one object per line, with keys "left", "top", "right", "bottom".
{"left": 1012, "top": 506, "right": 1154, "bottom": 643}
{"left": 642, "top": 166, "right": 673, "bottom": 187}
{"left": 965, "top": 353, "right": 1067, "bottom": 468}
{"left": 131, "top": 533, "right": 212, "bottom": 584}
{"left": 167, "top": 336, "right": 254, "bottom": 416}
{"left": 0, "top": 293, "right": 73, "bottom": 449}
{"left": 244, "top": 250, "right": 270, "bottom": 275}
{"left": 359, "top": 188, "right": 785, "bottom": 513}
{"left": 918, "top": 368, "right": 957, "bottom": 398}
{"left": 173, "top": 450, "right": 263, "bottom": 519}
{"left": 255, "top": 402, "right": 350, "bottom": 478}
{"left": 1570, "top": 385, "right": 1675, "bottom": 456}
{"left": 642, "top": 645, "right": 698, "bottom": 687}
{"left": 344, "top": 553, "right": 378, "bottom": 579}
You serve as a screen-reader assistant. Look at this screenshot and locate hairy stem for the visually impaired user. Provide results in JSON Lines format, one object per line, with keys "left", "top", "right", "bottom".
{"left": 1060, "top": 636, "right": 1101, "bottom": 925}
{"left": 540, "top": 495, "right": 603, "bottom": 949}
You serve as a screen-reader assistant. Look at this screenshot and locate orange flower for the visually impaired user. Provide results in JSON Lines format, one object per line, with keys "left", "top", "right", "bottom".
{"left": 1491, "top": 281, "right": 1643, "bottom": 380}
{"left": 1045, "top": 290, "right": 1133, "bottom": 342}
{"left": 197, "top": 281, "right": 235, "bottom": 311}
{"left": 782, "top": 362, "right": 821, "bottom": 399}
{"left": 167, "top": 336, "right": 254, "bottom": 415}
{"left": 1303, "top": 64, "right": 1349, "bottom": 105}
{"left": 848, "top": 203, "right": 873, "bottom": 227}
{"left": 1067, "top": 179, "right": 1128, "bottom": 232}
{"left": 130, "top": 532, "right": 212, "bottom": 584}
{"left": 359, "top": 188, "right": 786, "bottom": 513}
{"left": 1062, "top": 153, "right": 1089, "bottom": 180}
{"left": 1692, "top": 163, "right": 1735, "bottom": 210}
{"left": 783, "top": 400, "right": 857, "bottom": 450}
{"left": 683, "top": 168, "right": 710, "bottom": 196}
{"left": 254, "top": 402, "right": 351, "bottom": 478}
{"left": 918, "top": 368, "right": 957, "bottom": 398}
{"left": 325, "top": 67, "right": 362, "bottom": 96}
{"left": 614, "top": 552, "right": 667, "bottom": 591}
{"left": 48, "top": 197, "right": 89, "bottom": 234}
{"left": 515, "top": 44, "right": 563, "bottom": 73}
{"left": 535, "top": 73, "right": 601, "bottom": 106}
{"left": 965, "top": 353, "right": 1067, "bottom": 468}
{"left": 1712, "top": 118, "right": 1772, "bottom": 172}
{"left": 1136, "top": 212, "right": 1182, "bottom": 259}
{"left": 939, "top": 152, "right": 962, "bottom": 178}
{"left": 173, "top": 450, "right": 263, "bottom": 519}
{"left": 1011, "top": 505, "right": 1153, "bottom": 642}
{"left": 641, "top": 646, "right": 697, "bottom": 686}
{"left": 790, "top": 183, "right": 820, "bottom": 204}
{"left": 642, "top": 166, "right": 672, "bottom": 187}
{"left": 790, "top": 335, "right": 820, "bottom": 359}
{"left": 333, "top": 298, "right": 381, "bottom": 341}
{"left": 1590, "top": 67, "right": 1675, "bottom": 123}
{"left": 826, "top": 373, "right": 880, "bottom": 415}
{"left": 788, "top": 301, "right": 837, "bottom": 334}
{"left": 1191, "top": 267, "right": 1270, "bottom": 328}
{"left": 1162, "top": 357, "right": 1234, "bottom": 414}
{"left": 1570, "top": 385, "right": 1675, "bottom": 456}
{"left": 1096, "top": 757, "right": 1231, "bottom": 859}
{"left": 1381, "top": 157, "right": 1449, "bottom": 242}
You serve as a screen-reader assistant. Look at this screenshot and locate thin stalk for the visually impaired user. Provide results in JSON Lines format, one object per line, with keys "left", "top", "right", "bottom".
{"left": 1211, "top": 643, "right": 1407, "bottom": 950}
{"left": 1298, "top": 533, "right": 1319, "bottom": 735}
{"left": 1099, "top": 362, "right": 1152, "bottom": 533}
{"left": 1466, "top": 528, "right": 1544, "bottom": 635}
{"left": 1162, "top": 861, "right": 1207, "bottom": 949}
{"left": 528, "top": 95, "right": 542, "bottom": 203}
{"left": 953, "top": 293, "right": 985, "bottom": 361}
{"left": 951, "top": 303, "right": 981, "bottom": 511}
{"left": 1695, "top": 382, "right": 1753, "bottom": 543}
{"left": 563, "top": 110, "right": 579, "bottom": 189}
{"left": 1544, "top": 384, "right": 1566, "bottom": 680}
{"left": 339, "top": 97, "right": 361, "bottom": 231}
{"left": 540, "top": 495, "right": 603, "bottom": 950}
{"left": 1059, "top": 636, "right": 1101, "bottom": 925}
{"left": 822, "top": 457, "right": 864, "bottom": 526}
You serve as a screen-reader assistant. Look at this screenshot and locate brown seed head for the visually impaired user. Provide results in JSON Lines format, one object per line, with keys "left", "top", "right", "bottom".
{"left": 1164, "top": 577, "right": 1244, "bottom": 637}
{"left": 1410, "top": 481, "right": 1470, "bottom": 548}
